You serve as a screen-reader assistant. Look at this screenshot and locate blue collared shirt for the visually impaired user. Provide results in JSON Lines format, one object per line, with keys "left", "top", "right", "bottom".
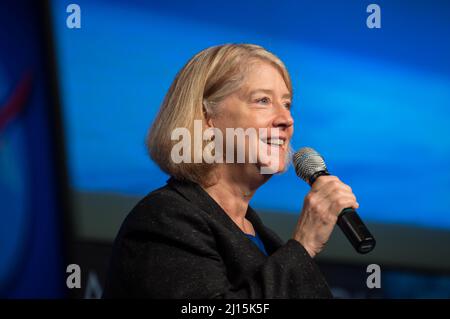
{"left": 245, "top": 232, "right": 268, "bottom": 256}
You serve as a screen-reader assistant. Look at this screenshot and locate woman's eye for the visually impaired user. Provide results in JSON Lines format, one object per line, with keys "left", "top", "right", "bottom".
{"left": 256, "top": 97, "right": 271, "bottom": 105}
{"left": 283, "top": 102, "right": 292, "bottom": 109}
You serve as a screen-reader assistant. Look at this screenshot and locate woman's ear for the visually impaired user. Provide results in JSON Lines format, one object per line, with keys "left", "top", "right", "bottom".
{"left": 203, "top": 100, "right": 215, "bottom": 128}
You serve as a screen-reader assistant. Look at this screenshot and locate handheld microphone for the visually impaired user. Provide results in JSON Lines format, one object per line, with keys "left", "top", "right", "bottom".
{"left": 293, "top": 147, "right": 376, "bottom": 254}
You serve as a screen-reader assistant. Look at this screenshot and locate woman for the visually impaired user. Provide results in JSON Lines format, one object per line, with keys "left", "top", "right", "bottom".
{"left": 103, "top": 44, "right": 359, "bottom": 298}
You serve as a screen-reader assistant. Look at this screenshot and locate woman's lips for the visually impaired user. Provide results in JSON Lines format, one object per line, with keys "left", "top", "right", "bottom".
{"left": 259, "top": 137, "right": 288, "bottom": 152}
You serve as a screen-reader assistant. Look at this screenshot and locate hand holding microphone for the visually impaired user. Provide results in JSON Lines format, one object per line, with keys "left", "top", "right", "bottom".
{"left": 292, "top": 147, "right": 376, "bottom": 257}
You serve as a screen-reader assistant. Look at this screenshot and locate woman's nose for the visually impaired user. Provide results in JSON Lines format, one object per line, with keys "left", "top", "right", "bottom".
{"left": 273, "top": 104, "right": 294, "bottom": 128}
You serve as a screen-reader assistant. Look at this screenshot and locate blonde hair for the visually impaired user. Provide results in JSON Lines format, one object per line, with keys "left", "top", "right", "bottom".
{"left": 146, "top": 43, "right": 292, "bottom": 185}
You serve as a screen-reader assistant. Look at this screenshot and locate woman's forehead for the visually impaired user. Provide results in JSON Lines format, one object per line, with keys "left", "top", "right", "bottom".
{"left": 238, "top": 62, "right": 289, "bottom": 91}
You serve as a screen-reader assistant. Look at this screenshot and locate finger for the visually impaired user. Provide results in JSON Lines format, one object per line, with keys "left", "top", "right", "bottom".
{"left": 313, "top": 178, "right": 353, "bottom": 199}
{"left": 329, "top": 197, "right": 359, "bottom": 216}
{"left": 326, "top": 190, "right": 357, "bottom": 204}
{"left": 312, "top": 175, "right": 340, "bottom": 190}
{"left": 313, "top": 176, "right": 352, "bottom": 194}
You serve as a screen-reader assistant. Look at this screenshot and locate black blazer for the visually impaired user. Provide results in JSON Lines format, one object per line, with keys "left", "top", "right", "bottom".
{"left": 103, "top": 177, "right": 332, "bottom": 298}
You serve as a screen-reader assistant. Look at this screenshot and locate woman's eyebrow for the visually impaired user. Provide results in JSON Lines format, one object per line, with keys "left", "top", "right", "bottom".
{"left": 248, "top": 89, "right": 291, "bottom": 99}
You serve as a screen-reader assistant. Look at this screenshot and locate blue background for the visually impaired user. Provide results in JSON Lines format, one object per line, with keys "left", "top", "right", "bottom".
{"left": 51, "top": 0, "right": 450, "bottom": 230}
{"left": 0, "top": 1, "right": 65, "bottom": 297}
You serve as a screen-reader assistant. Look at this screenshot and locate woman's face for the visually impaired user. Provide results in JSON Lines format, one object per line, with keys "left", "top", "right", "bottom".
{"left": 211, "top": 61, "right": 294, "bottom": 175}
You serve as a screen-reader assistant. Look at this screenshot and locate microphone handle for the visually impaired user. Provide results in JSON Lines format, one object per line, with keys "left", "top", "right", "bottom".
{"left": 309, "top": 171, "right": 376, "bottom": 254}
{"left": 337, "top": 208, "right": 376, "bottom": 254}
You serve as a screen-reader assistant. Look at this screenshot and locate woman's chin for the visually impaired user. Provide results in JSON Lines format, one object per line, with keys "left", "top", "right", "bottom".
{"left": 256, "top": 156, "right": 287, "bottom": 175}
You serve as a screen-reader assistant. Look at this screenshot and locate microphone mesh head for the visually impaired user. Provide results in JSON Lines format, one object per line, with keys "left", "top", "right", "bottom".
{"left": 293, "top": 147, "right": 327, "bottom": 182}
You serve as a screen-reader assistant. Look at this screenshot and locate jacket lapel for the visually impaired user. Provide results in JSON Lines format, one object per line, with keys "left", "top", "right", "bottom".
{"left": 167, "top": 177, "right": 285, "bottom": 256}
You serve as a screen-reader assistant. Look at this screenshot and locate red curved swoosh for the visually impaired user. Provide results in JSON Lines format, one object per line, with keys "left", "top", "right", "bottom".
{"left": 0, "top": 71, "right": 33, "bottom": 132}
